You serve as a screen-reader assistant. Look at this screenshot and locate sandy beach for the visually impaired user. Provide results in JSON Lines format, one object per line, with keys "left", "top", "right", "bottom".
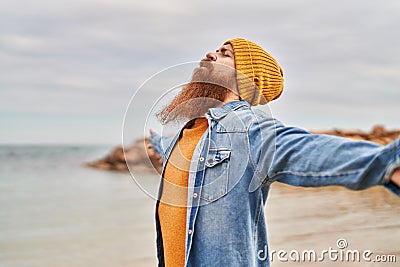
{"left": 266, "top": 183, "right": 400, "bottom": 266}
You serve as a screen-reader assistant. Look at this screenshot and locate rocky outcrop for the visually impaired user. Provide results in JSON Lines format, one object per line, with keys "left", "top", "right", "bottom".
{"left": 311, "top": 125, "right": 400, "bottom": 145}
{"left": 86, "top": 125, "right": 399, "bottom": 172}
{"left": 85, "top": 138, "right": 162, "bottom": 173}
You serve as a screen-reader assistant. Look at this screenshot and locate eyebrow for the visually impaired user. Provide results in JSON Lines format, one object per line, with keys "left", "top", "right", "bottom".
{"left": 216, "top": 46, "right": 233, "bottom": 54}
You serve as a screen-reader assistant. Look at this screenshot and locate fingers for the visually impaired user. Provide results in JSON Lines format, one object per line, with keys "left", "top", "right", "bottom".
{"left": 146, "top": 144, "right": 154, "bottom": 154}
{"left": 146, "top": 132, "right": 163, "bottom": 166}
{"left": 147, "top": 143, "right": 162, "bottom": 160}
{"left": 146, "top": 143, "right": 164, "bottom": 167}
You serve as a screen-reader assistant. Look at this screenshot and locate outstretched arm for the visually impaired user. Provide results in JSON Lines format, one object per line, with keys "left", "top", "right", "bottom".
{"left": 249, "top": 115, "right": 400, "bottom": 196}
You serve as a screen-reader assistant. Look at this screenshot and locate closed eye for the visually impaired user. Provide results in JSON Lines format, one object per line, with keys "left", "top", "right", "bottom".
{"left": 217, "top": 48, "right": 231, "bottom": 57}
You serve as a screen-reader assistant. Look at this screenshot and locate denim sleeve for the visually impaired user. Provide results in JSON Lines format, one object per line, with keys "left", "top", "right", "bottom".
{"left": 260, "top": 120, "right": 400, "bottom": 196}
{"left": 149, "top": 131, "right": 173, "bottom": 159}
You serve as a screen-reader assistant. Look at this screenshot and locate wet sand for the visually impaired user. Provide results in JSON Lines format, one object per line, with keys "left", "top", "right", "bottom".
{"left": 266, "top": 183, "right": 400, "bottom": 266}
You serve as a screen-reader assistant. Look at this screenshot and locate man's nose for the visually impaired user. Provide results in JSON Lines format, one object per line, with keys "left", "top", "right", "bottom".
{"left": 205, "top": 52, "right": 217, "bottom": 61}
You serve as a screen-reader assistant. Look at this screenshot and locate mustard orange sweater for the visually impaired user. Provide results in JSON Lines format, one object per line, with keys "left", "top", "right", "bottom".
{"left": 158, "top": 118, "right": 208, "bottom": 267}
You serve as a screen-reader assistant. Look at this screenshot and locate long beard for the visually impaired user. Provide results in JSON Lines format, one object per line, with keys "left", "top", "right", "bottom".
{"left": 156, "top": 81, "right": 230, "bottom": 124}
{"left": 157, "top": 65, "right": 237, "bottom": 124}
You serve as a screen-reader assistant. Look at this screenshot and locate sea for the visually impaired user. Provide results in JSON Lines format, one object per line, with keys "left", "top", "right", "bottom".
{"left": 0, "top": 145, "right": 158, "bottom": 267}
{"left": 0, "top": 145, "right": 399, "bottom": 267}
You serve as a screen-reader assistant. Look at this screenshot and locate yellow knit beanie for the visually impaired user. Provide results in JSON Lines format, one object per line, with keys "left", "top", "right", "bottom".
{"left": 224, "top": 38, "right": 284, "bottom": 105}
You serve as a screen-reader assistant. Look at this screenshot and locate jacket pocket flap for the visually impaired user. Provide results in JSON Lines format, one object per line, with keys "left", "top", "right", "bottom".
{"left": 205, "top": 149, "right": 231, "bottom": 167}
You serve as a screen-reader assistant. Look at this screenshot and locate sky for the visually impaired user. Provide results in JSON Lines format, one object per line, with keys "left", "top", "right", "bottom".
{"left": 1, "top": 0, "right": 399, "bottom": 144}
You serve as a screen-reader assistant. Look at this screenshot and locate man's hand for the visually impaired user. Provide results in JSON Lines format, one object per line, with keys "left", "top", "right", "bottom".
{"left": 147, "top": 143, "right": 163, "bottom": 164}
{"left": 146, "top": 129, "right": 163, "bottom": 174}
{"left": 391, "top": 168, "right": 400, "bottom": 187}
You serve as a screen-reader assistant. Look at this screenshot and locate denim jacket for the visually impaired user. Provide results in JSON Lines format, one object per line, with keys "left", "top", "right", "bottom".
{"left": 150, "top": 100, "right": 400, "bottom": 267}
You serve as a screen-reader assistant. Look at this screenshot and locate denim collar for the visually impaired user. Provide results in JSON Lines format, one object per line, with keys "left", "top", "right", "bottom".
{"left": 207, "top": 100, "right": 250, "bottom": 120}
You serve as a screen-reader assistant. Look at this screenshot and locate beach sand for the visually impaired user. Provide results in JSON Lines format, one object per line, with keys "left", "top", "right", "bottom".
{"left": 266, "top": 183, "right": 400, "bottom": 266}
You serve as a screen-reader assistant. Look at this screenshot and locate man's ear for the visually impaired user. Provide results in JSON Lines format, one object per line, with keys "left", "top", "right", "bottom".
{"left": 391, "top": 168, "right": 400, "bottom": 187}
{"left": 259, "top": 93, "right": 267, "bottom": 104}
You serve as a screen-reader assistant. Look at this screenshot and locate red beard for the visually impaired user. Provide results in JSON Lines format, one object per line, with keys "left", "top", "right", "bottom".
{"left": 157, "top": 63, "right": 237, "bottom": 124}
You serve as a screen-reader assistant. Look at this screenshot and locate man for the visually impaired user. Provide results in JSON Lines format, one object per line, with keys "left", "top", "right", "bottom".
{"left": 147, "top": 38, "right": 400, "bottom": 267}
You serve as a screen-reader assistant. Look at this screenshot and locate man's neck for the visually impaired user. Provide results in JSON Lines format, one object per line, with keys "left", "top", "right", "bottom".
{"left": 222, "top": 91, "right": 240, "bottom": 104}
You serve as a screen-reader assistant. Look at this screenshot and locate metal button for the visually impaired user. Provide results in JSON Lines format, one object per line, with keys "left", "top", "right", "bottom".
{"left": 199, "top": 157, "right": 204, "bottom": 162}
{"left": 193, "top": 193, "right": 198, "bottom": 198}
{"left": 188, "top": 229, "right": 193, "bottom": 234}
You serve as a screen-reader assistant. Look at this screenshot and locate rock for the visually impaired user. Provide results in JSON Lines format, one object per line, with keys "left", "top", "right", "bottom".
{"left": 371, "top": 125, "right": 386, "bottom": 137}
{"left": 310, "top": 125, "right": 400, "bottom": 145}
{"left": 85, "top": 137, "right": 162, "bottom": 173}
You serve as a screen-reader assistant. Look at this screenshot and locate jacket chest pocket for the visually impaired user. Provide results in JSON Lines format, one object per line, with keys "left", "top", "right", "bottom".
{"left": 200, "top": 148, "right": 231, "bottom": 203}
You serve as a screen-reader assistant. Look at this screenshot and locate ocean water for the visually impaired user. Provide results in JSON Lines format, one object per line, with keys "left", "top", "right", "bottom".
{"left": 1, "top": 145, "right": 399, "bottom": 267}
{"left": 0, "top": 145, "right": 158, "bottom": 267}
